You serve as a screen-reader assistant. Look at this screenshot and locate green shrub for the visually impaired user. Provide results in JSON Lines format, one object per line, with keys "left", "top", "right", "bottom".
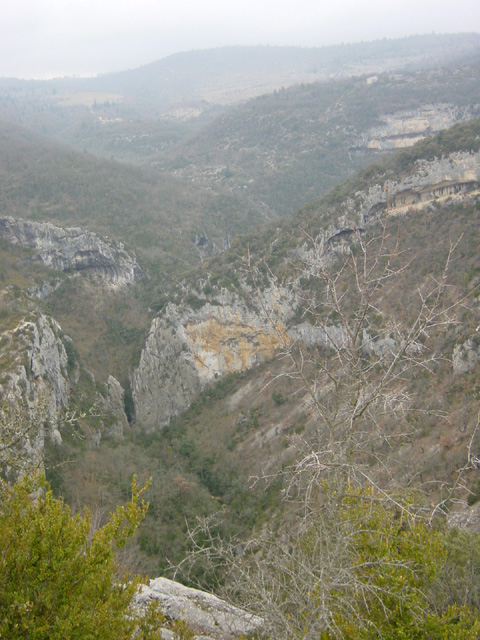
{"left": 0, "top": 474, "right": 161, "bottom": 640}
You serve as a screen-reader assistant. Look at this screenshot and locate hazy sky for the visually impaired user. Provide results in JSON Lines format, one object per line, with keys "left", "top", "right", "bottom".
{"left": 2, "top": 0, "right": 479, "bottom": 79}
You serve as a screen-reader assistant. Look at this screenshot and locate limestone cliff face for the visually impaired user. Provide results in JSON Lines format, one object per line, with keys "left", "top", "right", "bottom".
{"left": 133, "top": 150, "right": 480, "bottom": 432}
{"left": 356, "top": 104, "right": 474, "bottom": 151}
{"left": 100, "top": 375, "right": 129, "bottom": 438}
{"left": 357, "top": 150, "right": 480, "bottom": 220}
{"left": 132, "top": 288, "right": 293, "bottom": 431}
{"left": 296, "top": 151, "right": 480, "bottom": 277}
{"left": 0, "top": 216, "right": 145, "bottom": 288}
{"left": 0, "top": 311, "right": 70, "bottom": 469}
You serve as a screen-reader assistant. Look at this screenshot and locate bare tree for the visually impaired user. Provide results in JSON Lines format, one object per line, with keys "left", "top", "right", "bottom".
{"left": 178, "top": 217, "right": 480, "bottom": 638}
{"left": 246, "top": 219, "right": 473, "bottom": 505}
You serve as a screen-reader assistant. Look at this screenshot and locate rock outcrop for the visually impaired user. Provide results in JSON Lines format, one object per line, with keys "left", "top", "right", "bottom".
{"left": 135, "top": 577, "right": 263, "bottom": 639}
{"left": 355, "top": 103, "right": 474, "bottom": 151}
{"left": 0, "top": 311, "right": 70, "bottom": 471}
{"left": 132, "top": 287, "right": 294, "bottom": 431}
{"left": 453, "top": 335, "right": 480, "bottom": 375}
{"left": 100, "top": 375, "right": 129, "bottom": 438}
{"left": 195, "top": 233, "right": 231, "bottom": 261}
{"left": 353, "top": 150, "right": 480, "bottom": 220}
{"left": 0, "top": 216, "right": 145, "bottom": 288}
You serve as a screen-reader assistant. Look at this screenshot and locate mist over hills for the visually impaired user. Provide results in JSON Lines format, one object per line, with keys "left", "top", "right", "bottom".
{"left": 11, "top": 33, "right": 480, "bottom": 104}
{"left": 0, "top": 34, "right": 480, "bottom": 629}
{"left": 1, "top": 33, "right": 480, "bottom": 161}
{"left": 152, "top": 63, "right": 480, "bottom": 216}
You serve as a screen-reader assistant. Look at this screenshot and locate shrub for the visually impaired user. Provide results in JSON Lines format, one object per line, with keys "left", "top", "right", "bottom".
{"left": 0, "top": 474, "right": 161, "bottom": 640}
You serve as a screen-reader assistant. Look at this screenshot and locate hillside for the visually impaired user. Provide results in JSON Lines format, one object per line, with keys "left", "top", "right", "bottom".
{"left": 1, "top": 34, "right": 479, "bottom": 166}
{"left": 152, "top": 63, "right": 480, "bottom": 216}
{"left": 1, "top": 33, "right": 480, "bottom": 638}
{"left": 0, "top": 42, "right": 479, "bottom": 614}
{"left": 0, "top": 120, "right": 266, "bottom": 273}
{"left": 0, "top": 118, "right": 275, "bottom": 385}
{"left": 42, "top": 119, "right": 480, "bottom": 578}
{"left": 74, "top": 34, "right": 480, "bottom": 105}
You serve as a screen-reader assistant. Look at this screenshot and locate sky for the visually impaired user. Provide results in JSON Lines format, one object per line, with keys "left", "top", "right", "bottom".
{"left": 1, "top": 0, "right": 479, "bottom": 79}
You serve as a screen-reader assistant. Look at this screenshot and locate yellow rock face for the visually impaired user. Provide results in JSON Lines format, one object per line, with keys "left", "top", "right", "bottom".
{"left": 185, "top": 313, "right": 288, "bottom": 381}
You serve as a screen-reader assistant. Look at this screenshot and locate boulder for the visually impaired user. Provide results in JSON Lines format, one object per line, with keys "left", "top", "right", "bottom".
{"left": 135, "top": 577, "right": 263, "bottom": 639}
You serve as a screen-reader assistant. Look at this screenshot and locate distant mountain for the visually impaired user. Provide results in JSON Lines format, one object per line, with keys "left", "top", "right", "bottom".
{"left": 51, "top": 34, "right": 480, "bottom": 108}
{"left": 1, "top": 34, "right": 480, "bottom": 148}
{"left": 152, "top": 63, "right": 480, "bottom": 216}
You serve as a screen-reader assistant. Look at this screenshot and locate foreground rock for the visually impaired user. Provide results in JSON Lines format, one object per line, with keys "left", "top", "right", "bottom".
{"left": 135, "top": 577, "right": 263, "bottom": 639}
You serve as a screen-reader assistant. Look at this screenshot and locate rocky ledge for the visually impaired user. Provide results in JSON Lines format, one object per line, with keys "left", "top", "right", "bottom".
{"left": 0, "top": 216, "right": 145, "bottom": 287}
{"left": 355, "top": 103, "right": 475, "bottom": 151}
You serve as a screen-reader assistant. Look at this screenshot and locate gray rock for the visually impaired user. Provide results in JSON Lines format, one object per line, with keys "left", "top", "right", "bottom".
{"left": 355, "top": 103, "right": 474, "bottom": 152}
{"left": 102, "top": 375, "right": 128, "bottom": 438}
{"left": 360, "top": 150, "right": 480, "bottom": 220}
{"left": 135, "top": 577, "right": 263, "bottom": 639}
{"left": 0, "top": 312, "right": 71, "bottom": 473}
{"left": 453, "top": 337, "right": 480, "bottom": 375}
{"left": 132, "top": 287, "right": 294, "bottom": 431}
{"left": 0, "top": 216, "right": 145, "bottom": 288}
{"left": 449, "top": 502, "right": 480, "bottom": 531}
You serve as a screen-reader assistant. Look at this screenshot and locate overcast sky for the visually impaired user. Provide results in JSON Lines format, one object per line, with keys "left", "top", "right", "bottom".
{"left": 2, "top": 0, "right": 479, "bottom": 79}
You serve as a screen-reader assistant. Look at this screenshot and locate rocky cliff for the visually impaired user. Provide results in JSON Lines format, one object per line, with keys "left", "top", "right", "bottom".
{"left": 352, "top": 149, "right": 480, "bottom": 221}
{"left": 132, "top": 288, "right": 294, "bottom": 431}
{"left": 132, "top": 149, "right": 480, "bottom": 432}
{"left": 0, "top": 216, "right": 145, "bottom": 288}
{"left": 453, "top": 333, "right": 480, "bottom": 375}
{"left": 0, "top": 307, "right": 70, "bottom": 472}
{"left": 355, "top": 103, "right": 475, "bottom": 151}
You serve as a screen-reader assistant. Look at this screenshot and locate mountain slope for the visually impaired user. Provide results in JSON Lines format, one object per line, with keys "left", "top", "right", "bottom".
{"left": 0, "top": 119, "right": 267, "bottom": 278}
{"left": 0, "top": 118, "right": 272, "bottom": 384}
{"left": 1, "top": 34, "right": 479, "bottom": 168}
{"left": 46, "top": 119, "right": 480, "bottom": 578}
{"left": 46, "top": 34, "right": 480, "bottom": 106}
{"left": 152, "top": 63, "right": 480, "bottom": 216}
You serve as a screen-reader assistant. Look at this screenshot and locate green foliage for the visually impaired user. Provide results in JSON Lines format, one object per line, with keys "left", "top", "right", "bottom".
{"left": 223, "top": 486, "right": 480, "bottom": 640}
{"left": 0, "top": 474, "right": 160, "bottom": 640}
{"left": 317, "top": 488, "right": 465, "bottom": 639}
{"left": 272, "top": 391, "right": 287, "bottom": 406}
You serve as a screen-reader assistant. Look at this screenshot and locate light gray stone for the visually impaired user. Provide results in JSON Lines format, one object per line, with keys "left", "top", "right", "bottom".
{"left": 102, "top": 375, "right": 128, "bottom": 438}
{"left": 453, "top": 337, "right": 480, "bottom": 375}
{"left": 355, "top": 103, "right": 473, "bottom": 152}
{"left": 0, "top": 312, "right": 71, "bottom": 473}
{"left": 135, "top": 577, "right": 263, "bottom": 639}
{"left": 0, "top": 216, "right": 145, "bottom": 288}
